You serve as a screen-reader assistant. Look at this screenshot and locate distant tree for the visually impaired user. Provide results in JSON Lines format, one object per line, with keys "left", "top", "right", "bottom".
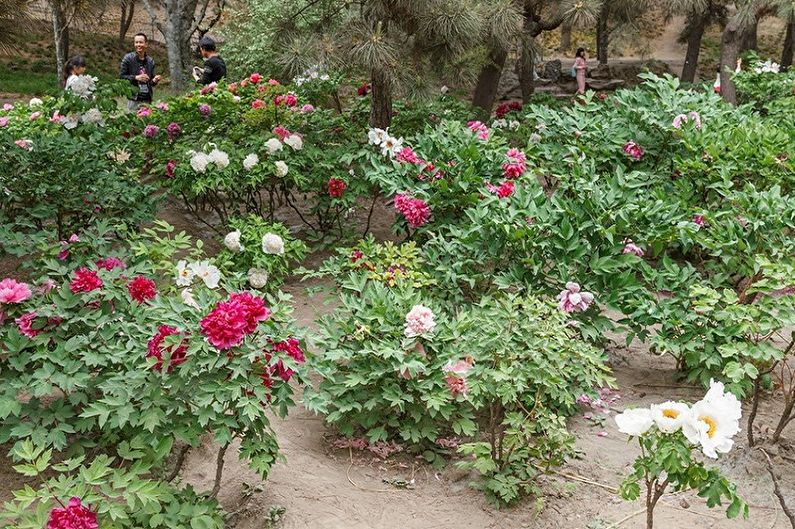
{"left": 595, "top": 0, "right": 652, "bottom": 66}
{"left": 665, "top": 0, "right": 728, "bottom": 83}
{"left": 0, "top": 0, "right": 33, "bottom": 53}
{"left": 46, "top": 0, "right": 109, "bottom": 86}
{"left": 118, "top": 0, "right": 136, "bottom": 49}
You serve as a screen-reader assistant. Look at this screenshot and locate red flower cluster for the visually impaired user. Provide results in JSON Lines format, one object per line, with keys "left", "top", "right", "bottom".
{"left": 495, "top": 101, "right": 523, "bottom": 119}
{"left": 271, "top": 337, "right": 306, "bottom": 381}
{"left": 127, "top": 276, "right": 157, "bottom": 304}
{"left": 69, "top": 268, "right": 103, "bottom": 294}
{"left": 200, "top": 292, "right": 270, "bottom": 350}
{"left": 249, "top": 72, "right": 262, "bottom": 83}
{"left": 95, "top": 257, "right": 126, "bottom": 271}
{"left": 147, "top": 325, "right": 188, "bottom": 371}
{"left": 486, "top": 180, "right": 516, "bottom": 199}
{"left": 394, "top": 193, "right": 431, "bottom": 229}
{"left": 328, "top": 178, "right": 347, "bottom": 198}
{"left": 396, "top": 146, "right": 422, "bottom": 165}
{"left": 502, "top": 148, "right": 527, "bottom": 179}
{"left": 272, "top": 126, "right": 291, "bottom": 141}
{"left": 165, "top": 159, "right": 177, "bottom": 178}
{"left": 46, "top": 497, "right": 98, "bottom": 529}
{"left": 357, "top": 82, "right": 371, "bottom": 96}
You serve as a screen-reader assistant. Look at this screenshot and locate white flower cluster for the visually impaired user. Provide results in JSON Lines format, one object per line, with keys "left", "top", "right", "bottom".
{"left": 614, "top": 379, "right": 742, "bottom": 459}
{"left": 492, "top": 119, "right": 520, "bottom": 130}
{"left": 175, "top": 260, "right": 221, "bottom": 289}
{"left": 243, "top": 153, "right": 259, "bottom": 171}
{"left": 68, "top": 75, "right": 98, "bottom": 99}
{"left": 223, "top": 229, "right": 244, "bottom": 252}
{"left": 293, "top": 65, "right": 330, "bottom": 86}
{"left": 753, "top": 60, "right": 780, "bottom": 74}
{"left": 274, "top": 160, "right": 289, "bottom": 177}
{"left": 367, "top": 127, "right": 403, "bottom": 158}
{"left": 188, "top": 148, "right": 229, "bottom": 173}
{"left": 28, "top": 98, "right": 43, "bottom": 108}
{"left": 261, "top": 232, "right": 285, "bottom": 255}
{"left": 284, "top": 134, "right": 303, "bottom": 151}
{"left": 80, "top": 108, "right": 105, "bottom": 126}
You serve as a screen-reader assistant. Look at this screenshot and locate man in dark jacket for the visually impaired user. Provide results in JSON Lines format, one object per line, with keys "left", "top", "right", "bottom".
{"left": 120, "top": 33, "right": 161, "bottom": 110}
{"left": 192, "top": 36, "right": 226, "bottom": 85}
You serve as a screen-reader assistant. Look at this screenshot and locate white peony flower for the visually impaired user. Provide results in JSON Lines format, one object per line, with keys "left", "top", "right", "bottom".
{"left": 28, "top": 98, "right": 43, "bottom": 108}
{"left": 189, "top": 260, "right": 221, "bottom": 289}
{"left": 223, "top": 229, "right": 244, "bottom": 252}
{"left": 243, "top": 153, "right": 259, "bottom": 171}
{"left": 62, "top": 114, "right": 79, "bottom": 130}
{"left": 754, "top": 60, "right": 780, "bottom": 74}
{"left": 265, "top": 138, "right": 283, "bottom": 154}
{"left": 261, "top": 232, "right": 285, "bottom": 255}
{"left": 189, "top": 151, "right": 211, "bottom": 173}
{"left": 68, "top": 75, "right": 97, "bottom": 99}
{"left": 404, "top": 305, "right": 436, "bottom": 337}
{"left": 111, "top": 149, "right": 131, "bottom": 164}
{"left": 80, "top": 108, "right": 104, "bottom": 126}
{"left": 208, "top": 148, "right": 229, "bottom": 169}
{"left": 509, "top": 120, "right": 521, "bottom": 130}
{"left": 233, "top": 95, "right": 241, "bottom": 103}
{"left": 175, "top": 260, "right": 194, "bottom": 286}
{"left": 381, "top": 135, "right": 403, "bottom": 158}
{"left": 682, "top": 379, "right": 742, "bottom": 458}
{"left": 492, "top": 119, "right": 507, "bottom": 129}
{"left": 530, "top": 133, "right": 542, "bottom": 143}
{"left": 650, "top": 401, "right": 690, "bottom": 434}
{"left": 180, "top": 287, "right": 200, "bottom": 309}
{"left": 248, "top": 268, "right": 269, "bottom": 289}
{"left": 614, "top": 408, "right": 654, "bottom": 437}
{"left": 274, "top": 161, "right": 289, "bottom": 178}
{"left": 284, "top": 134, "right": 303, "bottom": 151}
{"left": 367, "top": 127, "right": 388, "bottom": 146}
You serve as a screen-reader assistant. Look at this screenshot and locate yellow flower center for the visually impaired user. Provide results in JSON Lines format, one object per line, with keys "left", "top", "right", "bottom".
{"left": 662, "top": 409, "right": 679, "bottom": 420}
{"left": 700, "top": 416, "right": 717, "bottom": 438}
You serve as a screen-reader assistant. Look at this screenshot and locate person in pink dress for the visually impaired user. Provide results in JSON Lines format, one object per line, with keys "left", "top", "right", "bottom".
{"left": 574, "top": 47, "right": 587, "bottom": 94}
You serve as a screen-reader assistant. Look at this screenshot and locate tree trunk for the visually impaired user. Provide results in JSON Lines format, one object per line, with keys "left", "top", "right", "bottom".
{"left": 51, "top": 1, "right": 69, "bottom": 87}
{"left": 472, "top": 46, "right": 507, "bottom": 113}
{"left": 596, "top": 5, "right": 609, "bottom": 65}
{"left": 559, "top": 22, "right": 572, "bottom": 52}
{"left": 782, "top": 21, "right": 794, "bottom": 70}
{"left": 119, "top": 0, "right": 135, "bottom": 49}
{"left": 739, "top": 19, "right": 758, "bottom": 53}
{"left": 369, "top": 68, "right": 392, "bottom": 128}
{"left": 162, "top": 0, "right": 188, "bottom": 92}
{"left": 519, "top": 37, "right": 536, "bottom": 103}
{"left": 681, "top": 9, "right": 709, "bottom": 83}
{"left": 720, "top": 15, "right": 740, "bottom": 105}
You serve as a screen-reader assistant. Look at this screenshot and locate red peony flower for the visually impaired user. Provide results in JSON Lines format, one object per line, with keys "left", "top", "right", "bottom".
{"left": 251, "top": 99, "right": 264, "bottom": 109}
{"left": 328, "top": 178, "right": 347, "bottom": 198}
{"left": 200, "top": 292, "right": 270, "bottom": 350}
{"left": 69, "top": 268, "right": 102, "bottom": 294}
{"left": 46, "top": 497, "right": 98, "bottom": 529}
{"left": 350, "top": 249, "right": 364, "bottom": 263}
{"left": 95, "top": 257, "right": 126, "bottom": 271}
{"left": 394, "top": 193, "right": 430, "bottom": 229}
{"left": 357, "top": 82, "right": 371, "bottom": 96}
{"left": 127, "top": 276, "right": 157, "bottom": 304}
{"left": 272, "top": 126, "right": 291, "bottom": 141}
{"left": 495, "top": 103, "right": 509, "bottom": 119}
{"left": 249, "top": 72, "right": 262, "bottom": 84}
{"left": 228, "top": 292, "right": 270, "bottom": 334}
{"left": 147, "top": 325, "right": 188, "bottom": 372}
{"left": 284, "top": 93, "right": 298, "bottom": 107}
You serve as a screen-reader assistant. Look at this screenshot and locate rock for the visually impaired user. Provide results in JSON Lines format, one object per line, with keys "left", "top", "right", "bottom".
{"left": 587, "top": 79, "right": 626, "bottom": 91}
{"left": 542, "top": 59, "right": 562, "bottom": 83}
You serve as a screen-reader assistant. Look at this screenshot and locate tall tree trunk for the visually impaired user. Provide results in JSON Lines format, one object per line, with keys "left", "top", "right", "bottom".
{"left": 51, "top": 1, "right": 69, "bottom": 87}
{"left": 519, "top": 37, "right": 536, "bottom": 103}
{"left": 782, "top": 21, "right": 794, "bottom": 70}
{"left": 163, "top": 0, "right": 187, "bottom": 92}
{"left": 596, "top": 5, "right": 609, "bottom": 65}
{"left": 369, "top": 68, "right": 392, "bottom": 128}
{"left": 119, "top": 0, "right": 135, "bottom": 49}
{"left": 681, "top": 9, "right": 709, "bottom": 83}
{"left": 472, "top": 46, "right": 507, "bottom": 112}
{"left": 739, "top": 19, "right": 758, "bottom": 52}
{"left": 720, "top": 14, "right": 741, "bottom": 105}
{"left": 559, "top": 22, "right": 572, "bottom": 52}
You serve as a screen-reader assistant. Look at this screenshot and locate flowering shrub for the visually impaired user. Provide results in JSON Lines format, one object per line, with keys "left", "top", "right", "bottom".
{"left": 615, "top": 380, "right": 748, "bottom": 528}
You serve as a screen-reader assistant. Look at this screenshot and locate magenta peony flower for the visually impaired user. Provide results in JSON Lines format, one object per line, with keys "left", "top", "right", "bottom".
{"left": 396, "top": 146, "right": 422, "bottom": 165}
{"left": 95, "top": 257, "right": 126, "bottom": 271}
{"left": 272, "top": 126, "right": 291, "bottom": 141}
{"left": 198, "top": 104, "right": 212, "bottom": 117}
{"left": 165, "top": 159, "right": 177, "bottom": 178}
{"left": 249, "top": 72, "right": 262, "bottom": 83}
{"left": 558, "top": 282, "right": 594, "bottom": 313}
{"left": 622, "top": 141, "right": 644, "bottom": 161}
{"left": 46, "top": 497, "right": 98, "bottom": 529}
{"left": 69, "top": 268, "right": 103, "bottom": 294}
{"left": 270, "top": 337, "right": 305, "bottom": 381}
{"left": 284, "top": 93, "right": 298, "bottom": 107}
{"left": 127, "top": 276, "right": 157, "bottom": 303}
{"left": 0, "top": 278, "right": 32, "bottom": 304}
{"left": 200, "top": 292, "right": 270, "bottom": 350}
{"left": 693, "top": 214, "right": 706, "bottom": 228}
{"left": 15, "top": 311, "right": 40, "bottom": 338}
{"left": 467, "top": 120, "right": 489, "bottom": 140}
{"left": 394, "top": 193, "right": 430, "bottom": 229}
{"left": 300, "top": 104, "right": 314, "bottom": 113}
{"left": 502, "top": 148, "right": 527, "bottom": 178}
{"left": 166, "top": 122, "right": 181, "bottom": 140}
{"left": 357, "top": 82, "right": 371, "bottom": 96}
{"left": 147, "top": 325, "right": 188, "bottom": 371}
{"left": 137, "top": 106, "right": 152, "bottom": 118}
{"left": 622, "top": 240, "right": 644, "bottom": 257}
{"left": 143, "top": 124, "right": 159, "bottom": 138}
{"left": 251, "top": 99, "right": 265, "bottom": 109}
{"left": 350, "top": 249, "right": 364, "bottom": 263}
{"left": 328, "top": 178, "right": 347, "bottom": 198}
{"left": 486, "top": 180, "right": 515, "bottom": 199}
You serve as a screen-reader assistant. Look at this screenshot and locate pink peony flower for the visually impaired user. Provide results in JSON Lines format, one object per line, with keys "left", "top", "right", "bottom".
{"left": 404, "top": 305, "right": 436, "bottom": 337}
{"left": 156, "top": 102, "right": 169, "bottom": 111}
{"left": 251, "top": 99, "right": 264, "bottom": 109}
{"left": 622, "top": 240, "right": 644, "bottom": 257}
{"left": 2, "top": 103, "right": 12, "bottom": 111}
{"left": 198, "top": 104, "right": 212, "bottom": 117}
{"left": 693, "top": 214, "right": 706, "bottom": 228}
{"left": 268, "top": 79, "right": 279, "bottom": 86}
{"left": 143, "top": 124, "right": 159, "bottom": 138}
{"left": 673, "top": 111, "right": 702, "bottom": 130}
{"left": 396, "top": 146, "right": 422, "bottom": 165}
{"left": 273, "top": 125, "right": 291, "bottom": 141}
{"left": 249, "top": 72, "right": 262, "bottom": 83}
{"left": 467, "top": 120, "right": 489, "bottom": 140}
{"left": 240, "top": 79, "right": 248, "bottom": 88}
{"left": 15, "top": 312, "right": 40, "bottom": 338}
{"left": 328, "top": 178, "right": 347, "bottom": 198}
{"left": 46, "top": 497, "right": 98, "bottom": 529}
{"left": 29, "top": 111, "right": 41, "bottom": 121}
{"left": 0, "top": 117, "right": 8, "bottom": 127}
{"left": 147, "top": 325, "right": 188, "bottom": 372}
{"left": 486, "top": 180, "right": 515, "bottom": 199}
{"left": 200, "top": 82, "right": 217, "bottom": 95}
{"left": 300, "top": 104, "right": 315, "bottom": 113}
{"left": 69, "top": 268, "right": 103, "bottom": 294}
{"left": 95, "top": 257, "right": 126, "bottom": 271}
{"left": 200, "top": 292, "right": 270, "bottom": 350}
{"left": 37, "top": 279, "right": 57, "bottom": 294}
{"left": 445, "top": 375, "right": 468, "bottom": 396}
{"left": 15, "top": 139, "right": 32, "bottom": 150}
{"left": 558, "top": 282, "right": 594, "bottom": 313}
{"left": 50, "top": 111, "right": 63, "bottom": 123}
{"left": 284, "top": 93, "right": 297, "bottom": 107}
{"left": 68, "top": 234, "right": 80, "bottom": 243}
{"left": 394, "top": 193, "right": 430, "bottom": 229}
{"left": 166, "top": 122, "right": 181, "bottom": 140}
{"left": 502, "top": 148, "right": 527, "bottom": 178}
{"left": 622, "top": 141, "right": 644, "bottom": 161}
{"left": 165, "top": 159, "right": 177, "bottom": 178}
{"left": 443, "top": 359, "right": 473, "bottom": 376}
{"left": 127, "top": 276, "right": 157, "bottom": 304}
{"left": 0, "top": 278, "right": 32, "bottom": 304}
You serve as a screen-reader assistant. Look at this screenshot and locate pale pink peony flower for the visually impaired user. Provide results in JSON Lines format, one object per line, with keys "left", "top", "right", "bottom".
{"left": 0, "top": 117, "right": 8, "bottom": 127}
{"left": 137, "top": 106, "right": 152, "bottom": 118}
{"left": 29, "top": 112, "right": 41, "bottom": 121}
{"left": 15, "top": 139, "right": 32, "bottom": 150}
{"left": 37, "top": 279, "right": 57, "bottom": 294}
{"left": 2, "top": 103, "right": 12, "bottom": 111}
{"left": 156, "top": 102, "right": 169, "bottom": 111}
{"left": 300, "top": 104, "right": 315, "bottom": 113}
{"left": 558, "top": 282, "right": 594, "bottom": 313}
{"left": 404, "top": 304, "right": 436, "bottom": 337}
{"left": 0, "top": 278, "right": 32, "bottom": 304}
{"left": 622, "top": 239, "right": 644, "bottom": 257}
{"left": 673, "top": 111, "right": 702, "bottom": 130}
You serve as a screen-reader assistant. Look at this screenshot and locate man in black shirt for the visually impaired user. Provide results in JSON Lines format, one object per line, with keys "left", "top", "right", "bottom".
{"left": 119, "top": 33, "right": 161, "bottom": 110}
{"left": 193, "top": 36, "right": 226, "bottom": 85}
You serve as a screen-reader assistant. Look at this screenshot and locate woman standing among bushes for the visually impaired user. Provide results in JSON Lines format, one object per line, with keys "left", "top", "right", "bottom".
{"left": 574, "top": 47, "right": 587, "bottom": 94}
